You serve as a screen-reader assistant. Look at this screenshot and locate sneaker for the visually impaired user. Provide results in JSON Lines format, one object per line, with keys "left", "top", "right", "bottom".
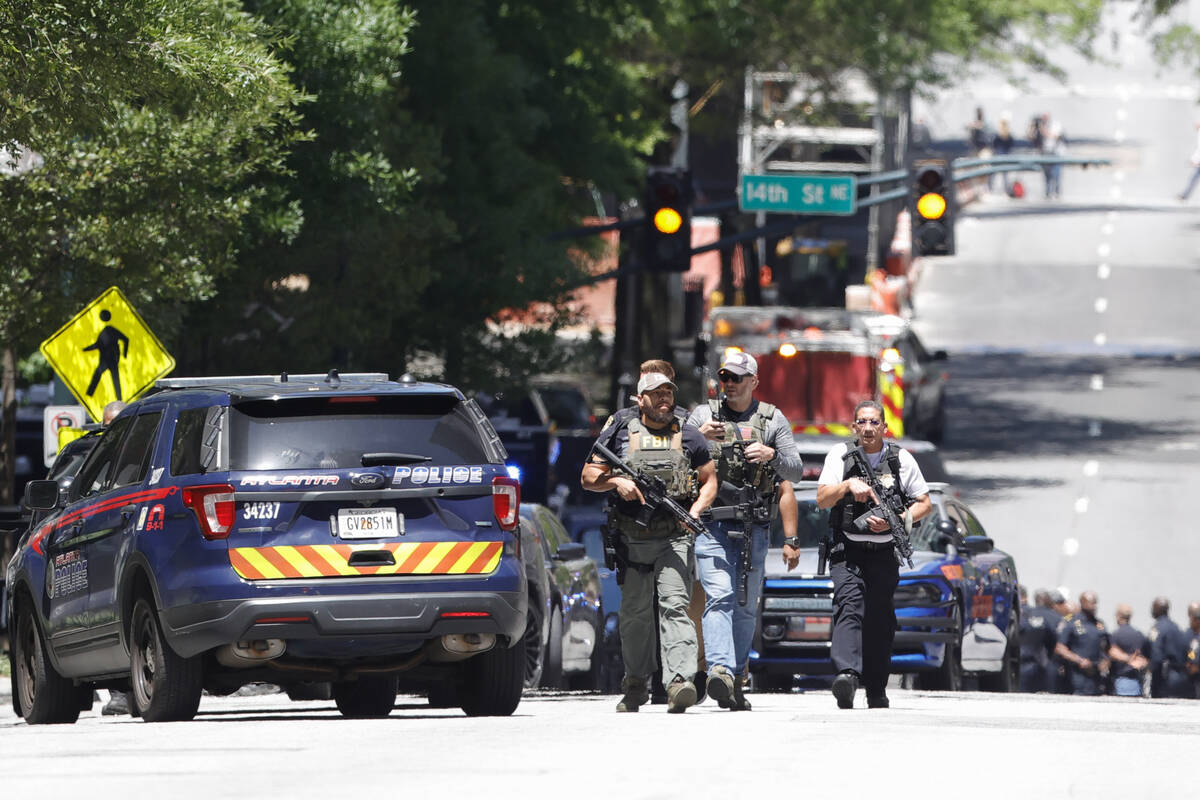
{"left": 706, "top": 666, "right": 735, "bottom": 710}
{"left": 867, "top": 693, "right": 890, "bottom": 709}
{"left": 731, "top": 675, "right": 753, "bottom": 711}
{"left": 102, "top": 690, "right": 130, "bottom": 716}
{"left": 666, "top": 677, "right": 697, "bottom": 713}
{"left": 616, "top": 677, "right": 649, "bottom": 713}
{"left": 832, "top": 671, "right": 858, "bottom": 710}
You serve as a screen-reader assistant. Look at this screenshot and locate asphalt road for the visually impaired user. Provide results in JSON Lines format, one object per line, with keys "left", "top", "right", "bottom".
{"left": 909, "top": 0, "right": 1200, "bottom": 627}
{"left": 0, "top": 681, "right": 1197, "bottom": 799}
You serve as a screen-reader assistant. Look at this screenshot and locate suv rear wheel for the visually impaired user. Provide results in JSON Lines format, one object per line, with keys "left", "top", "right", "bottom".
{"left": 13, "top": 601, "right": 86, "bottom": 724}
{"left": 460, "top": 638, "right": 524, "bottom": 716}
{"left": 129, "top": 597, "right": 203, "bottom": 722}
{"left": 332, "top": 675, "right": 398, "bottom": 718}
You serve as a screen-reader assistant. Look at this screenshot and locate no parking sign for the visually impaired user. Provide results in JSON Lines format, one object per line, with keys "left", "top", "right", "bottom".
{"left": 43, "top": 405, "right": 86, "bottom": 467}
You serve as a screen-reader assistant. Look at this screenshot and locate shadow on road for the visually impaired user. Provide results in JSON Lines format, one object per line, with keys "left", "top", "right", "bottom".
{"left": 937, "top": 354, "right": 1196, "bottom": 471}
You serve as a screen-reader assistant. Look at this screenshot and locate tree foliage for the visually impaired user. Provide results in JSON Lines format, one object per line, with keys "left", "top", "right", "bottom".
{"left": 0, "top": 2, "right": 305, "bottom": 355}
{"left": 0, "top": 0, "right": 298, "bottom": 149}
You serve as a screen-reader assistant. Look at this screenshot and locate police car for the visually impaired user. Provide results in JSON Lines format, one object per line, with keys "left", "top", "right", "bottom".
{"left": 751, "top": 481, "right": 1020, "bottom": 691}
{"left": 5, "top": 372, "right": 528, "bottom": 723}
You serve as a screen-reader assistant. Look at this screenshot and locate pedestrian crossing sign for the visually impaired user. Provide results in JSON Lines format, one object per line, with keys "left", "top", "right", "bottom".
{"left": 39, "top": 286, "right": 175, "bottom": 422}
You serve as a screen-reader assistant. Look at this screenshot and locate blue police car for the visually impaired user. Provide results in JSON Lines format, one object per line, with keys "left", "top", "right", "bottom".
{"left": 5, "top": 372, "right": 529, "bottom": 723}
{"left": 752, "top": 481, "right": 1020, "bottom": 691}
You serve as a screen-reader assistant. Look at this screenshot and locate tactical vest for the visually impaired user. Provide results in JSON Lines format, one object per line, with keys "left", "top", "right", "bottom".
{"left": 613, "top": 418, "right": 697, "bottom": 540}
{"left": 829, "top": 440, "right": 907, "bottom": 539}
{"left": 707, "top": 399, "right": 777, "bottom": 498}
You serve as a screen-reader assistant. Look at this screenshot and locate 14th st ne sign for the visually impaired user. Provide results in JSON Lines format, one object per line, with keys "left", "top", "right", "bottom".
{"left": 740, "top": 174, "right": 857, "bottom": 215}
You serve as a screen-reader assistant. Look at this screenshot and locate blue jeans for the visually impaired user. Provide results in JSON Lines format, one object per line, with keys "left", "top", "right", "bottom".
{"left": 1113, "top": 676, "right": 1142, "bottom": 697}
{"left": 695, "top": 521, "right": 769, "bottom": 675}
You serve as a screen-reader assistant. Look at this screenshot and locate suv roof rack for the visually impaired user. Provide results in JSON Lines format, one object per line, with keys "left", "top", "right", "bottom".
{"left": 155, "top": 371, "right": 391, "bottom": 390}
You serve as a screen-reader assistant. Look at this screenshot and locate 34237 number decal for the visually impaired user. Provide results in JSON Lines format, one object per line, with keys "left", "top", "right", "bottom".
{"left": 243, "top": 501, "right": 281, "bottom": 521}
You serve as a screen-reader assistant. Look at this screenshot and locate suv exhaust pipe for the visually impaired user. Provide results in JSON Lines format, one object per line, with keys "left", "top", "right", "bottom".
{"left": 424, "top": 633, "right": 496, "bottom": 662}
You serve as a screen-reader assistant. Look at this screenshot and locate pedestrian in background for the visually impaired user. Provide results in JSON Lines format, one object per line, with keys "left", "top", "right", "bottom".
{"left": 1018, "top": 587, "right": 1058, "bottom": 692}
{"left": 1148, "top": 597, "right": 1192, "bottom": 698}
{"left": 1177, "top": 121, "right": 1200, "bottom": 201}
{"left": 1184, "top": 603, "right": 1200, "bottom": 699}
{"left": 687, "top": 351, "right": 803, "bottom": 711}
{"left": 993, "top": 116, "right": 1016, "bottom": 195}
{"left": 1107, "top": 603, "right": 1149, "bottom": 697}
{"left": 1054, "top": 590, "right": 1110, "bottom": 696}
{"left": 1041, "top": 117, "right": 1067, "bottom": 199}
{"left": 1047, "top": 589, "right": 1072, "bottom": 693}
{"left": 817, "top": 400, "right": 931, "bottom": 709}
{"left": 966, "top": 106, "right": 993, "bottom": 156}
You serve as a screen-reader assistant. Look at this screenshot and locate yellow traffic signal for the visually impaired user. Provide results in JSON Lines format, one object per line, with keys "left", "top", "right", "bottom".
{"left": 653, "top": 206, "right": 683, "bottom": 234}
{"left": 644, "top": 167, "right": 692, "bottom": 271}
{"left": 916, "top": 192, "right": 947, "bottom": 220}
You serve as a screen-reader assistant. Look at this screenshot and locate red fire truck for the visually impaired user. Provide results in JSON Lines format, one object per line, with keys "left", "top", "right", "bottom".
{"left": 701, "top": 306, "right": 948, "bottom": 443}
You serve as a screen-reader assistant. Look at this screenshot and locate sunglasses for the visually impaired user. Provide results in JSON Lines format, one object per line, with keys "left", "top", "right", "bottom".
{"left": 854, "top": 418, "right": 883, "bottom": 427}
{"left": 717, "top": 371, "right": 745, "bottom": 384}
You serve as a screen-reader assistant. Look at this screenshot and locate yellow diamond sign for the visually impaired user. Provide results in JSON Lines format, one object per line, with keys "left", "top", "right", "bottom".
{"left": 39, "top": 286, "right": 175, "bottom": 422}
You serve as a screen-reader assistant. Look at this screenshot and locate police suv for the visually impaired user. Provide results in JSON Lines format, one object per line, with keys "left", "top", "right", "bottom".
{"left": 5, "top": 372, "right": 528, "bottom": 723}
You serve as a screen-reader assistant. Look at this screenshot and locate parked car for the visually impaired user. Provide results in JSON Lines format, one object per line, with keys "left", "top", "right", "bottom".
{"left": 6, "top": 371, "right": 529, "bottom": 723}
{"left": 751, "top": 481, "right": 1020, "bottom": 692}
{"left": 519, "top": 503, "right": 603, "bottom": 690}
{"left": 561, "top": 505, "right": 622, "bottom": 692}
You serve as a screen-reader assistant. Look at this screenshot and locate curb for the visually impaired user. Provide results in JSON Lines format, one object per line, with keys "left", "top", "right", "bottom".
{"left": 0, "top": 676, "right": 10, "bottom": 699}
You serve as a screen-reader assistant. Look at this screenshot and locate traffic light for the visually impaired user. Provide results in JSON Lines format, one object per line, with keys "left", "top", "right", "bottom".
{"left": 643, "top": 166, "right": 693, "bottom": 271}
{"left": 911, "top": 160, "right": 955, "bottom": 257}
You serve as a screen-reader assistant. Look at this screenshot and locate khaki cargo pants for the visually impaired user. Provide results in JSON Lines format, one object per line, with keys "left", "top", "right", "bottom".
{"left": 619, "top": 534, "right": 698, "bottom": 684}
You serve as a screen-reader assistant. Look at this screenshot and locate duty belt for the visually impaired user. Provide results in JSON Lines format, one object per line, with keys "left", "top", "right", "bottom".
{"left": 843, "top": 539, "right": 893, "bottom": 551}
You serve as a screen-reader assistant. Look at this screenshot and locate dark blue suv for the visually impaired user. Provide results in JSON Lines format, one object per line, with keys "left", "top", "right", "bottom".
{"left": 5, "top": 372, "right": 528, "bottom": 723}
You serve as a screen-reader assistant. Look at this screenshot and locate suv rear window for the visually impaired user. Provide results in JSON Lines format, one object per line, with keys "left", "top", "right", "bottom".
{"left": 227, "top": 394, "right": 501, "bottom": 471}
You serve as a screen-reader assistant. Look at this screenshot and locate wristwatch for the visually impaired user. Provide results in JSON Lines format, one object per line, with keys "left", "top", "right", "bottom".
{"left": 784, "top": 537, "right": 802, "bottom": 549}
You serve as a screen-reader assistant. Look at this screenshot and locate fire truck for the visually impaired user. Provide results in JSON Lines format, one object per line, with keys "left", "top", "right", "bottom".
{"left": 700, "top": 306, "right": 948, "bottom": 443}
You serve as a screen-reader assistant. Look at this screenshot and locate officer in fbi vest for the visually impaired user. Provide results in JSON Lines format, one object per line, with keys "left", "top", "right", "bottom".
{"left": 817, "top": 400, "right": 931, "bottom": 709}
{"left": 582, "top": 372, "right": 717, "bottom": 713}
{"left": 686, "top": 350, "right": 803, "bottom": 710}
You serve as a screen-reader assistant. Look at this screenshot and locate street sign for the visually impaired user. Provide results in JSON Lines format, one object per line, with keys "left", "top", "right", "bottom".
{"left": 740, "top": 174, "right": 857, "bottom": 215}
{"left": 39, "top": 286, "right": 175, "bottom": 422}
{"left": 42, "top": 405, "right": 87, "bottom": 467}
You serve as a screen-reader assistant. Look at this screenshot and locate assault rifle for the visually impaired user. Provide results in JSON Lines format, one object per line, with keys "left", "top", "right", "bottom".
{"left": 707, "top": 481, "right": 771, "bottom": 605}
{"left": 710, "top": 386, "right": 781, "bottom": 604}
{"left": 591, "top": 441, "right": 708, "bottom": 538}
{"left": 845, "top": 445, "right": 915, "bottom": 568}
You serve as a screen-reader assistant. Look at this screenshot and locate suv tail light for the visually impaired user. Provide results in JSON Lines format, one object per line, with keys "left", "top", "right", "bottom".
{"left": 492, "top": 476, "right": 520, "bottom": 532}
{"left": 182, "top": 484, "right": 237, "bottom": 540}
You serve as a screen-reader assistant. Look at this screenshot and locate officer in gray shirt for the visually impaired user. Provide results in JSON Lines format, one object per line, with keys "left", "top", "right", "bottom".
{"left": 687, "top": 351, "right": 803, "bottom": 710}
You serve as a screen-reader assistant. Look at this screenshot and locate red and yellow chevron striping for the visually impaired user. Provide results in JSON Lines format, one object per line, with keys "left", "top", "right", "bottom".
{"left": 229, "top": 541, "right": 503, "bottom": 580}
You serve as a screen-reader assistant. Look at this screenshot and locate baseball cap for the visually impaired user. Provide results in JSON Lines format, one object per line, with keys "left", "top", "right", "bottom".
{"left": 720, "top": 351, "right": 758, "bottom": 376}
{"left": 636, "top": 372, "right": 677, "bottom": 395}
{"left": 1049, "top": 590, "right": 1066, "bottom": 605}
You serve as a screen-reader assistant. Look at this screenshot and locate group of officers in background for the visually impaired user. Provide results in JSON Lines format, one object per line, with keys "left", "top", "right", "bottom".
{"left": 1020, "top": 588, "right": 1200, "bottom": 698}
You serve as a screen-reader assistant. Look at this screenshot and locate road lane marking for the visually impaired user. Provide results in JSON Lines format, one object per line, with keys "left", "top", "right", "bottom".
{"left": 1088, "top": 420, "right": 1103, "bottom": 437}
{"left": 1098, "top": 263, "right": 1111, "bottom": 279}
{"left": 1094, "top": 333, "right": 1108, "bottom": 346}
{"left": 1090, "top": 374, "right": 1104, "bottom": 390}
{"left": 1097, "top": 243, "right": 1111, "bottom": 258}
{"left": 1083, "top": 460, "right": 1099, "bottom": 476}
{"left": 1094, "top": 297, "right": 1109, "bottom": 313}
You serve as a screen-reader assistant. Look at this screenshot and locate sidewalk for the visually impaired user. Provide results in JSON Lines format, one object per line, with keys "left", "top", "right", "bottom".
{"left": 0, "top": 675, "right": 10, "bottom": 698}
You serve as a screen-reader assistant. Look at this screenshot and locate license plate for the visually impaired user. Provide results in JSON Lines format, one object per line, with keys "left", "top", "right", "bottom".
{"left": 333, "top": 507, "right": 402, "bottom": 539}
